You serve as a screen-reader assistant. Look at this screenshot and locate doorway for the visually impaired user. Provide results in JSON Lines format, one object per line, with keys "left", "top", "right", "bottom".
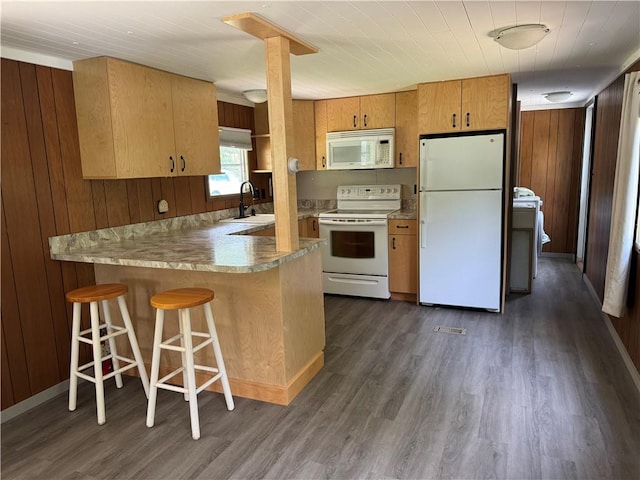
{"left": 576, "top": 102, "right": 595, "bottom": 272}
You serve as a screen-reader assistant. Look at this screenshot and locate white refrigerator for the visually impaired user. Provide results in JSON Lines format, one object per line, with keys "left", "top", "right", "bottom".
{"left": 419, "top": 132, "right": 504, "bottom": 311}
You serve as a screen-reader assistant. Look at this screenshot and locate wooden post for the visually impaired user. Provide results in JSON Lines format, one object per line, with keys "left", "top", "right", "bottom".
{"left": 222, "top": 13, "right": 317, "bottom": 252}
{"left": 265, "top": 36, "right": 298, "bottom": 252}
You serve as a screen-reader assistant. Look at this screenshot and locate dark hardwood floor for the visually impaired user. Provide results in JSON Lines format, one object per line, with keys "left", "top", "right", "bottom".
{"left": 2, "top": 257, "right": 639, "bottom": 479}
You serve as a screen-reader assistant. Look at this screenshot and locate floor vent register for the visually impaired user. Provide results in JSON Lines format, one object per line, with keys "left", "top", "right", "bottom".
{"left": 433, "top": 326, "right": 467, "bottom": 335}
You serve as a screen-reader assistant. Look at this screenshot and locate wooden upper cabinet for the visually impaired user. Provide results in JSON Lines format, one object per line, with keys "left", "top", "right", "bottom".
{"left": 418, "top": 80, "right": 462, "bottom": 134}
{"left": 170, "top": 74, "right": 220, "bottom": 176}
{"left": 253, "top": 100, "right": 316, "bottom": 172}
{"left": 73, "top": 57, "right": 220, "bottom": 179}
{"left": 326, "top": 93, "right": 395, "bottom": 131}
{"left": 292, "top": 100, "right": 316, "bottom": 171}
{"left": 326, "top": 96, "right": 360, "bottom": 131}
{"left": 395, "top": 90, "right": 418, "bottom": 168}
{"left": 461, "top": 74, "right": 510, "bottom": 131}
{"left": 359, "top": 93, "right": 395, "bottom": 129}
{"left": 418, "top": 74, "right": 510, "bottom": 135}
{"left": 314, "top": 100, "right": 328, "bottom": 170}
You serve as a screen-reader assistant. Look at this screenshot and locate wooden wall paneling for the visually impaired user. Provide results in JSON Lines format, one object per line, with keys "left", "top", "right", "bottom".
{"left": 543, "top": 110, "right": 559, "bottom": 252}
{"left": 223, "top": 102, "right": 240, "bottom": 127}
{"left": 189, "top": 177, "right": 208, "bottom": 214}
{"left": 135, "top": 178, "right": 156, "bottom": 223}
{"left": 160, "top": 178, "right": 178, "bottom": 218}
{"left": 1, "top": 59, "right": 62, "bottom": 392}
{"left": 50, "top": 68, "right": 97, "bottom": 233}
{"left": 530, "top": 110, "right": 550, "bottom": 200}
{"left": 173, "top": 176, "right": 193, "bottom": 217}
{"left": 586, "top": 75, "right": 625, "bottom": 299}
{"left": 151, "top": 178, "right": 165, "bottom": 220}
{"left": 20, "top": 62, "right": 72, "bottom": 380}
{"left": 104, "top": 180, "right": 132, "bottom": 227}
{"left": 567, "top": 109, "right": 585, "bottom": 253}
{"left": 519, "top": 111, "right": 534, "bottom": 187}
{"left": 1, "top": 203, "right": 31, "bottom": 404}
{"left": 126, "top": 179, "right": 142, "bottom": 224}
{"left": 556, "top": 109, "right": 574, "bottom": 252}
{"left": 91, "top": 181, "right": 109, "bottom": 229}
{"left": 1, "top": 321, "right": 15, "bottom": 408}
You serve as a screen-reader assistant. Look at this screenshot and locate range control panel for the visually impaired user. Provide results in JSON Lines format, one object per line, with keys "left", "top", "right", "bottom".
{"left": 337, "top": 184, "right": 401, "bottom": 201}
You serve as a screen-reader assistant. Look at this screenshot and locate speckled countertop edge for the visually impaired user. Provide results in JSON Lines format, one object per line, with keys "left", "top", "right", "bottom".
{"left": 49, "top": 207, "right": 328, "bottom": 274}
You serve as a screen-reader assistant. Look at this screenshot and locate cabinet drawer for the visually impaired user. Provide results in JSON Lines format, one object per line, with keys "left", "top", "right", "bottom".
{"left": 389, "top": 219, "right": 416, "bottom": 235}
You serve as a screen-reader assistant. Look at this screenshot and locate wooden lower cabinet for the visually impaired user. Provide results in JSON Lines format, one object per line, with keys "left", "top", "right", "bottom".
{"left": 306, "top": 217, "right": 319, "bottom": 238}
{"left": 388, "top": 219, "right": 417, "bottom": 300}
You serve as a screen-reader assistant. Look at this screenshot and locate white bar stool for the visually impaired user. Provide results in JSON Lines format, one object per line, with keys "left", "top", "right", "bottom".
{"left": 66, "top": 283, "right": 150, "bottom": 425}
{"left": 146, "top": 287, "right": 234, "bottom": 440}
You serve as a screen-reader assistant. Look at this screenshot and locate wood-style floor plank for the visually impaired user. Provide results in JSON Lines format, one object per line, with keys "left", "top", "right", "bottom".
{"left": 2, "top": 257, "right": 639, "bottom": 480}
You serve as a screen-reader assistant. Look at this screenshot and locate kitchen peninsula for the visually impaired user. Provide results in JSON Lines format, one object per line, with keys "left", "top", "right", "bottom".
{"left": 49, "top": 211, "right": 326, "bottom": 406}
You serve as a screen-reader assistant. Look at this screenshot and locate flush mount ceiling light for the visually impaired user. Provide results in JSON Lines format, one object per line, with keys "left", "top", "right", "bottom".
{"left": 494, "top": 24, "right": 550, "bottom": 50}
{"left": 242, "top": 89, "right": 268, "bottom": 103}
{"left": 544, "top": 91, "right": 573, "bottom": 103}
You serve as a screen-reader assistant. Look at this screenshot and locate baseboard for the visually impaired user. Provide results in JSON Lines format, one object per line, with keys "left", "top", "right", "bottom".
{"left": 1, "top": 380, "right": 70, "bottom": 424}
{"left": 582, "top": 275, "right": 640, "bottom": 394}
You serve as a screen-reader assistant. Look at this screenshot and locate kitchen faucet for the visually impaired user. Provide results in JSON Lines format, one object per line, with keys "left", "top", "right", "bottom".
{"left": 237, "top": 180, "right": 258, "bottom": 219}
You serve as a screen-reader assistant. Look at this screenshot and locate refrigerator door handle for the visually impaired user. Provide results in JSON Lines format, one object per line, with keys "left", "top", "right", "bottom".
{"left": 420, "top": 220, "right": 427, "bottom": 248}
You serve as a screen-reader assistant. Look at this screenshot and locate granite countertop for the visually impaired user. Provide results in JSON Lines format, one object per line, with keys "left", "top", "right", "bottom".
{"left": 388, "top": 208, "right": 417, "bottom": 220}
{"left": 49, "top": 209, "right": 327, "bottom": 274}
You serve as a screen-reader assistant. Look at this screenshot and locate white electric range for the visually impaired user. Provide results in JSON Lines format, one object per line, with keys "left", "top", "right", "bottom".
{"left": 318, "top": 184, "right": 401, "bottom": 299}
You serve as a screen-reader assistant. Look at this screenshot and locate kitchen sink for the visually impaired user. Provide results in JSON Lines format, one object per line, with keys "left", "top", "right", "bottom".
{"left": 220, "top": 214, "right": 275, "bottom": 224}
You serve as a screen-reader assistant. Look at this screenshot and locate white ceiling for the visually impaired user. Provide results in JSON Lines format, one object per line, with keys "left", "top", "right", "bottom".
{"left": 1, "top": 1, "right": 639, "bottom": 110}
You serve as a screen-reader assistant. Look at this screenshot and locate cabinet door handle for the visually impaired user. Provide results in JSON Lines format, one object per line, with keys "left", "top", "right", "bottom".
{"left": 363, "top": 114, "right": 368, "bottom": 127}
{"left": 392, "top": 237, "right": 396, "bottom": 249}
{"left": 396, "top": 225, "right": 409, "bottom": 229}
{"left": 180, "top": 155, "right": 186, "bottom": 172}
{"left": 353, "top": 115, "right": 357, "bottom": 128}
{"left": 452, "top": 113, "right": 457, "bottom": 128}
{"left": 399, "top": 152, "right": 403, "bottom": 165}
{"left": 312, "top": 219, "right": 317, "bottom": 232}
{"left": 322, "top": 156, "right": 326, "bottom": 169}
{"left": 466, "top": 112, "right": 470, "bottom": 127}
{"left": 169, "top": 156, "right": 175, "bottom": 173}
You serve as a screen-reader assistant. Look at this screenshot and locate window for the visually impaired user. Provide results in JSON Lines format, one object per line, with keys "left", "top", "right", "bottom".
{"left": 208, "top": 147, "right": 249, "bottom": 196}
{"left": 209, "top": 127, "right": 253, "bottom": 197}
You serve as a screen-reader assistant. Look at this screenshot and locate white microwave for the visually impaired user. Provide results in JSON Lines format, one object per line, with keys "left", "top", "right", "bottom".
{"left": 326, "top": 128, "right": 394, "bottom": 170}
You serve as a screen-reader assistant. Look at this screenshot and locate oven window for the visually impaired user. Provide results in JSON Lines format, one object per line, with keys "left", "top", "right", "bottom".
{"left": 330, "top": 231, "right": 375, "bottom": 258}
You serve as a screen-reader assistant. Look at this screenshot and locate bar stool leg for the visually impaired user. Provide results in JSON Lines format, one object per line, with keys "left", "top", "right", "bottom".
{"left": 146, "top": 309, "right": 165, "bottom": 428}
{"left": 178, "top": 314, "right": 189, "bottom": 402}
{"left": 203, "top": 303, "right": 234, "bottom": 411}
{"left": 117, "top": 296, "right": 150, "bottom": 397}
{"left": 181, "top": 308, "right": 200, "bottom": 440}
{"left": 68, "top": 302, "right": 82, "bottom": 412}
{"left": 101, "top": 299, "right": 123, "bottom": 389}
{"left": 90, "top": 301, "right": 106, "bottom": 425}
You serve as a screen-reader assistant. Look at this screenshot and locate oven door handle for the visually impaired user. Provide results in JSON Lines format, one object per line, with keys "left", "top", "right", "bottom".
{"left": 319, "top": 218, "right": 388, "bottom": 226}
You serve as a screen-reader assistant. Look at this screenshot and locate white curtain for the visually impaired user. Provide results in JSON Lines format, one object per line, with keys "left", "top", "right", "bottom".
{"left": 602, "top": 71, "right": 640, "bottom": 317}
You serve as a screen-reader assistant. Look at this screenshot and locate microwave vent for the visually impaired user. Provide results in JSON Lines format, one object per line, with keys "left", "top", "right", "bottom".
{"left": 326, "top": 128, "right": 395, "bottom": 140}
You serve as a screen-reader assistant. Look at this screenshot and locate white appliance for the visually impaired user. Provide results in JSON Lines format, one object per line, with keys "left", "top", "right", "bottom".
{"left": 513, "top": 196, "right": 542, "bottom": 278}
{"left": 418, "top": 132, "right": 505, "bottom": 311}
{"left": 319, "top": 184, "right": 401, "bottom": 299}
{"left": 326, "top": 128, "right": 394, "bottom": 170}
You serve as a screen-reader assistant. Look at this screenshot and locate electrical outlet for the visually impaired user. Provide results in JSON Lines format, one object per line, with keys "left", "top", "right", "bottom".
{"left": 157, "top": 199, "right": 169, "bottom": 214}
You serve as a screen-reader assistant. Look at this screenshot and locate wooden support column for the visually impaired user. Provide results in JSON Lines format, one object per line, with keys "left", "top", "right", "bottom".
{"left": 265, "top": 36, "right": 298, "bottom": 252}
{"left": 223, "top": 13, "right": 317, "bottom": 253}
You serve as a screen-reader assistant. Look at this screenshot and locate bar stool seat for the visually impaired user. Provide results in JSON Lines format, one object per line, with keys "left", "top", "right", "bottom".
{"left": 66, "top": 283, "right": 149, "bottom": 425}
{"left": 146, "top": 287, "right": 234, "bottom": 440}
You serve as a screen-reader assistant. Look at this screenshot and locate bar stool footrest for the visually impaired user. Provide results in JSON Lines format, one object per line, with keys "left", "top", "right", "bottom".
{"left": 77, "top": 323, "right": 129, "bottom": 345}
{"left": 153, "top": 365, "right": 223, "bottom": 395}
{"left": 73, "top": 355, "right": 140, "bottom": 383}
